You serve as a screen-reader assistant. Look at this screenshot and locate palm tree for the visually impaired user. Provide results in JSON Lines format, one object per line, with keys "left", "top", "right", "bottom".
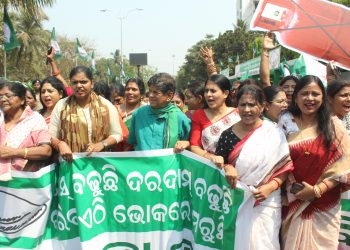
{"left": 14, "top": 7, "right": 50, "bottom": 80}
{"left": 234, "top": 19, "right": 248, "bottom": 32}
{"left": 0, "top": 0, "right": 55, "bottom": 15}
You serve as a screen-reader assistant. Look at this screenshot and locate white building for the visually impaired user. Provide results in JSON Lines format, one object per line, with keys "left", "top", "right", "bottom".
{"left": 234, "top": 0, "right": 259, "bottom": 29}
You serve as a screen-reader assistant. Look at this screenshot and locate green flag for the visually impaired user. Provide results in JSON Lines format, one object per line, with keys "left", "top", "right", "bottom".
{"left": 218, "top": 59, "right": 224, "bottom": 68}
{"left": 107, "top": 65, "right": 112, "bottom": 78}
{"left": 290, "top": 55, "right": 306, "bottom": 78}
{"left": 3, "top": 7, "right": 20, "bottom": 51}
{"left": 76, "top": 38, "right": 88, "bottom": 61}
{"left": 50, "top": 27, "right": 61, "bottom": 59}
{"left": 91, "top": 50, "right": 96, "bottom": 73}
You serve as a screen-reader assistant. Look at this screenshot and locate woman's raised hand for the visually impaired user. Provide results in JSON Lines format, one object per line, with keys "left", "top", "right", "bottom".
{"left": 262, "top": 32, "right": 277, "bottom": 50}
{"left": 200, "top": 47, "right": 214, "bottom": 65}
{"left": 47, "top": 47, "right": 55, "bottom": 63}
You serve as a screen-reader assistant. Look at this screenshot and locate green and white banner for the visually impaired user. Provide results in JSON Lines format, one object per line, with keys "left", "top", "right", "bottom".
{"left": 339, "top": 192, "right": 350, "bottom": 250}
{"left": 0, "top": 150, "right": 245, "bottom": 250}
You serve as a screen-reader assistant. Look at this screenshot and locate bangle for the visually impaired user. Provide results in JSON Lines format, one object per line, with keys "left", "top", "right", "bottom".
{"left": 52, "top": 70, "right": 60, "bottom": 76}
{"left": 271, "top": 178, "right": 281, "bottom": 190}
{"left": 313, "top": 185, "right": 322, "bottom": 198}
{"left": 24, "top": 148, "right": 28, "bottom": 159}
{"left": 320, "top": 180, "right": 330, "bottom": 192}
{"left": 52, "top": 140, "right": 63, "bottom": 151}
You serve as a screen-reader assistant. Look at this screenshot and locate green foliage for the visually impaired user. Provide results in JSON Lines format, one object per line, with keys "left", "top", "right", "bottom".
{"left": 176, "top": 20, "right": 263, "bottom": 89}
{"left": 0, "top": 0, "right": 56, "bottom": 16}
{"left": 0, "top": 8, "right": 156, "bottom": 85}
{"left": 329, "top": 0, "right": 350, "bottom": 7}
{"left": 176, "top": 34, "right": 215, "bottom": 90}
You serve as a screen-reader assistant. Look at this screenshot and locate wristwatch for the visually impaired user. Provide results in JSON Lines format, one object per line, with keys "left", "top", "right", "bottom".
{"left": 102, "top": 141, "right": 108, "bottom": 149}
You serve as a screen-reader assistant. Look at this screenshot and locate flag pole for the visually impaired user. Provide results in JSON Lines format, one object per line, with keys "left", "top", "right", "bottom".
{"left": 4, "top": 49, "right": 7, "bottom": 79}
{"left": 75, "top": 56, "right": 78, "bottom": 67}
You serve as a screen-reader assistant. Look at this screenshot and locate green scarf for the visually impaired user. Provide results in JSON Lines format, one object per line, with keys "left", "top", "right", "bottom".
{"left": 150, "top": 103, "right": 179, "bottom": 148}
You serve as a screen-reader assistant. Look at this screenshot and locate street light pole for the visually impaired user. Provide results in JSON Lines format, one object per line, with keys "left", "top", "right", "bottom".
{"left": 120, "top": 17, "right": 123, "bottom": 84}
{"left": 100, "top": 8, "right": 143, "bottom": 85}
{"left": 119, "top": 8, "right": 143, "bottom": 85}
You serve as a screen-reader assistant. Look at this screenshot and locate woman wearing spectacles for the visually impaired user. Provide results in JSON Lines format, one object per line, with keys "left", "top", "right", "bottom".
{"left": 263, "top": 85, "right": 288, "bottom": 122}
{"left": 0, "top": 81, "right": 52, "bottom": 181}
{"left": 49, "top": 66, "right": 123, "bottom": 162}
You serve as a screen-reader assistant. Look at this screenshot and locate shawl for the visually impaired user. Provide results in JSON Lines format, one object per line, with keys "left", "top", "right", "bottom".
{"left": 59, "top": 91, "right": 110, "bottom": 152}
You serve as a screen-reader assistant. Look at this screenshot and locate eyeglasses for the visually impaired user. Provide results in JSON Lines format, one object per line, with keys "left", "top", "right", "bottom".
{"left": 0, "top": 93, "right": 17, "bottom": 100}
{"left": 272, "top": 99, "right": 288, "bottom": 104}
{"left": 71, "top": 80, "right": 90, "bottom": 85}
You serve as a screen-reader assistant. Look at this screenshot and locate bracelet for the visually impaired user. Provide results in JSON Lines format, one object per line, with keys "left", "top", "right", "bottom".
{"left": 262, "top": 51, "right": 269, "bottom": 57}
{"left": 313, "top": 185, "right": 322, "bottom": 198}
{"left": 24, "top": 148, "right": 28, "bottom": 159}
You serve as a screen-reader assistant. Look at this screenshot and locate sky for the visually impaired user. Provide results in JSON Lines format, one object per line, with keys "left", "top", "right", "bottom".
{"left": 43, "top": 0, "right": 237, "bottom": 75}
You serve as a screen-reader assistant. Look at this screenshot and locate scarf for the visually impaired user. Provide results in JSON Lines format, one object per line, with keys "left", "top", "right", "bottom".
{"left": 59, "top": 92, "right": 110, "bottom": 152}
{"left": 150, "top": 103, "right": 179, "bottom": 148}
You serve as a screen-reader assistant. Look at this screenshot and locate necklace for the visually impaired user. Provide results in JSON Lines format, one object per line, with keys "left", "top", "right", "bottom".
{"left": 124, "top": 102, "right": 141, "bottom": 118}
{"left": 298, "top": 117, "right": 316, "bottom": 156}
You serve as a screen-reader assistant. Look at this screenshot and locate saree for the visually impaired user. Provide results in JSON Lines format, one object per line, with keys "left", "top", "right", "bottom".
{"left": 279, "top": 112, "right": 350, "bottom": 250}
{"left": 229, "top": 121, "right": 293, "bottom": 250}
{"left": 201, "top": 110, "right": 240, "bottom": 153}
{"left": 0, "top": 107, "right": 51, "bottom": 180}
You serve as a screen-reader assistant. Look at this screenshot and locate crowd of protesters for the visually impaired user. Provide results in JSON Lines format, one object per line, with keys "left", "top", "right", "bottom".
{"left": 1, "top": 33, "right": 350, "bottom": 250}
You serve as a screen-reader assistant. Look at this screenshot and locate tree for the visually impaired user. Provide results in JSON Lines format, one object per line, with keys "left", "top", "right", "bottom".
{"left": 15, "top": 8, "right": 50, "bottom": 80}
{"left": 329, "top": 0, "right": 350, "bottom": 7}
{"left": 176, "top": 34, "right": 215, "bottom": 90}
{"left": 0, "top": 0, "right": 56, "bottom": 15}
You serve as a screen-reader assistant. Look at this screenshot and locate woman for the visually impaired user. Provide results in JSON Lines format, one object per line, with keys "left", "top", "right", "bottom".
{"left": 49, "top": 66, "right": 122, "bottom": 162}
{"left": 39, "top": 76, "right": 67, "bottom": 124}
{"left": 128, "top": 73, "right": 191, "bottom": 151}
{"left": 190, "top": 74, "right": 240, "bottom": 160}
{"left": 279, "top": 75, "right": 299, "bottom": 104}
{"left": 118, "top": 78, "right": 145, "bottom": 129}
{"left": 25, "top": 88, "right": 37, "bottom": 110}
{"left": 327, "top": 80, "right": 350, "bottom": 134}
{"left": 184, "top": 80, "right": 205, "bottom": 118}
{"left": 94, "top": 82, "right": 130, "bottom": 152}
{"left": 0, "top": 81, "right": 52, "bottom": 181}
{"left": 110, "top": 84, "right": 125, "bottom": 106}
{"left": 263, "top": 85, "right": 288, "bottom": 122}
{"left": 278, "top": 75, "right": 350, "bottom": 249}
{"left": 215, "top": 84, "right": 293, "bottom": 250}
{"left": 32, "top": 79, "right": 43, "bottom": 110}
{"left": 171, "top": 89, "right": 185, "bottom": 112}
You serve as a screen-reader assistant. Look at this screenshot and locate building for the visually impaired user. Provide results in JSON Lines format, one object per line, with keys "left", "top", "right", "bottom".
{"left": 234, "top": 0, "right": 259, "bottom": 29}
